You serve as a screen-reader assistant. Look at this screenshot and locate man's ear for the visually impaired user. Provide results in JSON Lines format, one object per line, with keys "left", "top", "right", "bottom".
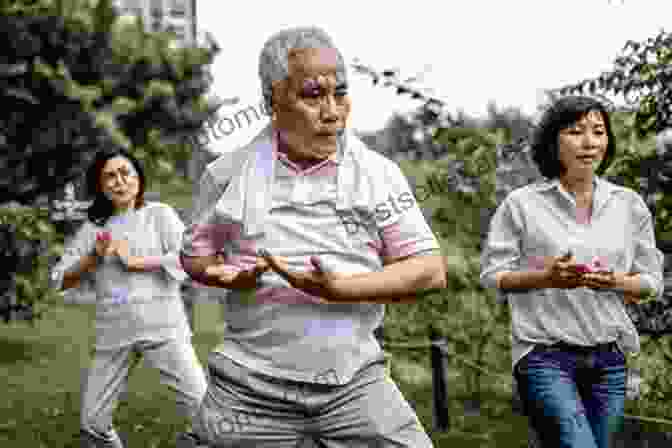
{"left": 270, "top": 81, "right": 285, "bottom": 111}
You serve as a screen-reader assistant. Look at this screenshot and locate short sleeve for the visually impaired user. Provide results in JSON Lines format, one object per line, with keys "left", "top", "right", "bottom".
{"left": 480, "top": 197, "right": 523, "bottom": 304}
{"left": 181, "top": 168, "right": 228, "bottom": 258}
{"left": 377, "top": 162, "right": 442, "bottom": 262}
{"left": 630, "top": 194, "right": 665, "bottom": 303}
{"left": 155, "top": 204, "right": 189, "bottom": 282}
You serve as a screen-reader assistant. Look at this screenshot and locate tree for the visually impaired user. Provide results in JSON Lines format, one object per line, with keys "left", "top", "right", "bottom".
{"left": 0, "top": 0, "right": 220, "bottom": 322}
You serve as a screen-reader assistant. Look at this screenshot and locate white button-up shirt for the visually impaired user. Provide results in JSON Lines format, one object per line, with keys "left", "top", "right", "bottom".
{"left": 481, "top": 175, "right": 664, "bottom": 372}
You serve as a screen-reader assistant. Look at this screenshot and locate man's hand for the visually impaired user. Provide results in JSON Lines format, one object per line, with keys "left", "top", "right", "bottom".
{"left": 259, "top": 249, "right": 350, "bottom": 302}
{"left": 205, "top": 254, "right": 271, "bottom": 290}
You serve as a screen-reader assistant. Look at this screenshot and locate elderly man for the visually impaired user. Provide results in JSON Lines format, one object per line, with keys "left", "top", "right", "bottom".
{"left": 179, "top": 26, "right": 446, "bottom": 448}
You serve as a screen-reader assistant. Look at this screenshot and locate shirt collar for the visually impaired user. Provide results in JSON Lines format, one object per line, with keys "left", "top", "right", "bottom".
{"left": 532, "top": 176, "right": 595, "bottom": 192}
{"left": 532, "top": 175, "right": 618, "bottom": 193}
{"left": 531, "top": 175, "right": 621, "bottom": 212}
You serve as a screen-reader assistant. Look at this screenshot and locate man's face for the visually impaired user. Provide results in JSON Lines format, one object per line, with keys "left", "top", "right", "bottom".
{"left": 271, "top": 47, "right": 351, "bottom": 162}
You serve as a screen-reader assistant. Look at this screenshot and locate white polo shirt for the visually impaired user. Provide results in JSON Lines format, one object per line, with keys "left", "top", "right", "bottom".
{"left": 182, "top": 131, "right": 441, "bottom": 385}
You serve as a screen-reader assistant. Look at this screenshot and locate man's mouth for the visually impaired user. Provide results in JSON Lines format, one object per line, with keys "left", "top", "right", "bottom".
{"left": 316, "top": 128, "right": 343, "bottom": 137}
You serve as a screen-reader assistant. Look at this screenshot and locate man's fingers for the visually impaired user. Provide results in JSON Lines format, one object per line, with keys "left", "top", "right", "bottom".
{"left": 255, "top": 258, "right": 271, "bottom": 271}
{"left": 206, "top": 263, "right": 238, "bottom": 277}
{"left": 260, "top": 253, "right": 293, "bottom": 282}
{"left": 217, "top": 271, "right": 238, "bottom": 283}
{"left": 258, "top": 250, "right": 289, "bottom": 271}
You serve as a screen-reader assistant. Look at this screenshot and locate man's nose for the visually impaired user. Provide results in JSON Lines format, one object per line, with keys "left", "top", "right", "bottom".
{"left": 320, "top": 96, "right": 339, "bottom": 120}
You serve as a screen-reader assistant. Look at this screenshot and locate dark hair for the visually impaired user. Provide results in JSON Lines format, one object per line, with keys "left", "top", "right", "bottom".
{"left": 85, "top": 148, "right": 146, "bottom": 226}
{"left": 531, "top": 95, "right": 616, "bottom": 180}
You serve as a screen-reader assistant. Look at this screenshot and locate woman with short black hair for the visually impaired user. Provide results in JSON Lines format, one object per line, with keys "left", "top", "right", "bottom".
{"left": 50, "top": 148, "right": 207, "bottom": 448}
{"left": 481, "top": 95, "right": 664, "bottom": 448}
{"left": 531, "top": 96, "right": 617, "bottom": 179}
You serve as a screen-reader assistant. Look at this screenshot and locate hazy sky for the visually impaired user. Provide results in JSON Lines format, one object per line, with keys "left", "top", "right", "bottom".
{"left": 195, "top": 0, "right": 670, "bottom": 152}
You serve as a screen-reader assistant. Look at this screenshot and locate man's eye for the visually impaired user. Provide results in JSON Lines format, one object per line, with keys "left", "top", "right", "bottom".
{"left": 301, "top": 89, "right": 321, "bottom": 98}
{"left": 335, "top": 90, "right": 348, "bottom": 97}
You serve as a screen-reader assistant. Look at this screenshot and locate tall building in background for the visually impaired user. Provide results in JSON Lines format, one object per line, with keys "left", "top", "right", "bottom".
{"left": 113, "top": 0, "right": 197, "bottom": 47}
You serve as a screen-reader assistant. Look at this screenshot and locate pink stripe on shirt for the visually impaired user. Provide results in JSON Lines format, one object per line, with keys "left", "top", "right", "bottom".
{"left": 141, "top": 255, "right": 163, "bottom": 271}
{"left": 185, "top": 223, "right": 243, "bottom": 256}
{"left": 254, "top": 286, "right": 325, "bottom": 304}
{"left": 380, "top": 223, "right": 423, "bottom": 258}
{"left": 576, "top": 207, "right": 591, "bottom": 225}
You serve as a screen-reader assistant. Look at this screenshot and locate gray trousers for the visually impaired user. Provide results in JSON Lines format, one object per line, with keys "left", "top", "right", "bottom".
{"left": 80, "top": 337, "right": 208, "bottom": 448}
{"left": 192, "top": 353, "right": 434, "bottom": 447}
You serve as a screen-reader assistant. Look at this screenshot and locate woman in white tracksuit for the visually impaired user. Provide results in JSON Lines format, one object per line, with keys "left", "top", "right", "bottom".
{"left": 50, "top": 148, "right": 207, "bottom": 448}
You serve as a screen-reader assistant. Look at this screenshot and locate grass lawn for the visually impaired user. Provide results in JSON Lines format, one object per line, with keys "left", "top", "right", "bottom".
{"left": 0, "top": 164, "right": 533, "bottom": 446}
{"left": 0, "top": 300, "right": 532, "bottom": 447}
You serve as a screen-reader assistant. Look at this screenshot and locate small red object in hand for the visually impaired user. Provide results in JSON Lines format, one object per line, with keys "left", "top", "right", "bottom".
{"left": 96, "top": 231, "right": 111, "bottom": 242}
{"left": 591, "top": 256, "right": 605, "bottom": 270}
{"left": 575, "top": 257, "right": 610, "bottom": 274}
{"left": 574, "top": 264, "right": 594, "bottom": 274}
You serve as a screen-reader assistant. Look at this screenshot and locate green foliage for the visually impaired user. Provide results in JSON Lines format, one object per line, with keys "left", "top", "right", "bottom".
{"left": 0, "top": 0, "right": 220, "bottom": 203}
{"left": 383, "top": 126, "right": 512, "bottom": 408}
{"left": 0, "top": 204, "right": 62, "bottom": 323}
{"left": 602, "top": 111, "right": 672, "bottom": 238}
{"left": 556, "top": 28, "right": 672, "bottom": 137}
{"left": 0, "top": 0, "right": 220, "bottom": 320}
{"left": 626, "top": 335, "right": 672, "bottom": 421}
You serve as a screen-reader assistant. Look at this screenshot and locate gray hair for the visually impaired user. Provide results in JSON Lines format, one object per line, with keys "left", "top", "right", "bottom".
{"left": 258, "top": 26, "right": 346, "bottom": 112}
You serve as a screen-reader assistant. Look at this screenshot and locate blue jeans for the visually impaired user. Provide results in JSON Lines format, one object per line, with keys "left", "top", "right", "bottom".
{"left": 514, "top": 342, "right": 627, "bottom": 448}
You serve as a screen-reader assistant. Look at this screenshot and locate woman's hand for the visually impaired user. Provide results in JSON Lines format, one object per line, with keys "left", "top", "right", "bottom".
{"left": 95, "top": 232, "right": 117, "bottom": 258}
{"left": 114, "top": 237, "right": 138, "bottom": 269}
{"left": 580, "top": 270, "right": 617, "bottom": 290}
{"left": 544, "top": 251, "right": 585, "bottom": 289}
{"left": 97, "top": 235, "right": 138, "bottom": 270}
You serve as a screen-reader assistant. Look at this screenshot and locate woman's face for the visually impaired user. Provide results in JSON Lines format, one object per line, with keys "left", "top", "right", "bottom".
{"left": 99, "top": 156, "right": 140, "bottom": 211}
{"left": 557, "top": 110, "right": 609, "bottom": 177}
